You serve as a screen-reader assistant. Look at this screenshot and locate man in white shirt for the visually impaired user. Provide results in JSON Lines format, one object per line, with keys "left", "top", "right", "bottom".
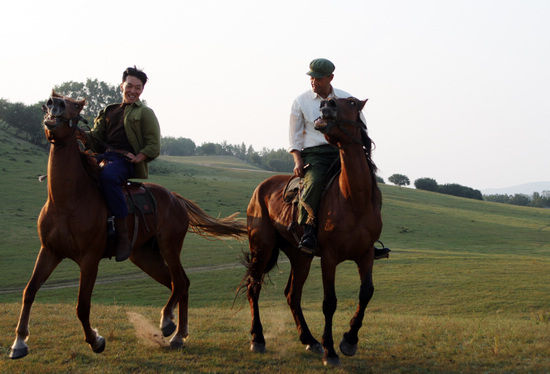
{"left": 289, "top": 58, "right": 358, "bottom": 256}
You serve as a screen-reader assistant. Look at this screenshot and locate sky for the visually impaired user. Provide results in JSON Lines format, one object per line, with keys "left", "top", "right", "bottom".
{"left": 1, "top": 0, "right": 549, "bottom": 190}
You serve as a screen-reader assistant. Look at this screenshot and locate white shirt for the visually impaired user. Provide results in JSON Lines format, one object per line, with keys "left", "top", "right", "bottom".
{"left": 288, "top": 87, "right": 364, "bottom": 152}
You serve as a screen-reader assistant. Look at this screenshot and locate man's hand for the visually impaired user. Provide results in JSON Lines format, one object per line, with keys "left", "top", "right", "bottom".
{"left": 291, "top": 150, "right": 305, "bottom": 177}
{"left": 125, "top": 152, "right": 147, "bottom": 163}
{"left": 293, "top": 160, "right": 305, "bottom": 178}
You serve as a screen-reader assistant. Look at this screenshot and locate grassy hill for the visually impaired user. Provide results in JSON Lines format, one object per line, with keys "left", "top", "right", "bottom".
{"left": 0, "top": 129, "right": 548, "bottom": 373}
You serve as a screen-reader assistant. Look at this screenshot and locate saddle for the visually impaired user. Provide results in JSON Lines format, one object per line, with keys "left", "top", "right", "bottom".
{"left": 106, "top": 182, "right": 157, "bottom": 252}
{"left": 282, "top": 177, "right": 301, "bottom": 204}
{"left": 281, "top": 160, "right": 341, "bottom": 242}
{"left": 124, "top": 181, "right": 156, "bottom": 215}
{"left": 282, "top": 158, "right": 341, "bottom": 207}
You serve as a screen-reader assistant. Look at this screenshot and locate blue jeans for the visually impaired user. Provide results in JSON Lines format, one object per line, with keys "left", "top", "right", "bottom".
{"left": 98, "top": 152, "right": 135, "bottom": 218}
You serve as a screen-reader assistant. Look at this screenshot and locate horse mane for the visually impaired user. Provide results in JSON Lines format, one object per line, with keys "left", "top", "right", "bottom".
{"left": 360, "top": 120, "right": 379, "bottom": 193}
{"left": 78, "top": 149, "right": 101, "bottom": 186}
{"left": 51, "top": 90, "right": 86, "bottom": 107}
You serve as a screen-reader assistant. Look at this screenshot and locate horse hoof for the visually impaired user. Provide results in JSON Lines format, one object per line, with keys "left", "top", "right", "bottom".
{"left": 339, "top": 338, "right": 357, "bottom": 356}
{"left": 9, "top": 346, "right": 29, "bottom": 359}
{"left": 250, "top": 341, "right": 266, "bottom": 353}
{"left": 92, "top": 336, "right": 106, "bottom": 354}
{"left": 305, "top": 342, "right": 323, "bottom": 355}
{"left": 169, "top": 340, "right": 184, "bottom": 349}
{"left": 323, "top": 355, "right": 341, "bottom": 367}
{"left": 169, "top": 334, "right": 185, "bottom": 349}
{"left": 161, "top": 321, "right": 177, "bottom": 337}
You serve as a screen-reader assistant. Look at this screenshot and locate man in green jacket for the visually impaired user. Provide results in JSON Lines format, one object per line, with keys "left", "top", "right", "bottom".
{"left": 85, "top": 66, "right": 160, "bottom": 261}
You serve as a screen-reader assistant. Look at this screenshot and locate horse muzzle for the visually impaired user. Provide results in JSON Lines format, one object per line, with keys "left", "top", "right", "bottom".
{"left": 313, "top": 117, "right": 329, "bottom": 133}
{"left": 43, "top": 97, "right": 67, "bottom": 129}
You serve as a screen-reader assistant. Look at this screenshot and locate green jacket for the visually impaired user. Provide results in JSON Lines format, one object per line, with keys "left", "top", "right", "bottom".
{"left": 87, "top": 100, "right": 160, "bottom": 179}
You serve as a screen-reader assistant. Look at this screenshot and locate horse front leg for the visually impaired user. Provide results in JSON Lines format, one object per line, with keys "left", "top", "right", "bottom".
{"left": 10, "top": 247, "right": 61, "bottom": 359}
{"left": 340, "top": 255, "right": 374, "bottom": 356}
{"left": 76, "top": 258, "right": 105, "bottom": 353}
{"left": 284, "top": 254, "right": 322, "bottom": 354}
{"left": 321, "top": 259, "right": 339, "bottom": 366}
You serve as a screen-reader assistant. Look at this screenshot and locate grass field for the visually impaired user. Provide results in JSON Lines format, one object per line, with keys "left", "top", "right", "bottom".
{"left": 0, "top": 128, "right": 549, "bottom": 373}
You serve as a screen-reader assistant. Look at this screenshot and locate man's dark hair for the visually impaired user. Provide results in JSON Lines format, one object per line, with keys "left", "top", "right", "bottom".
{"left": 122, "top": 66, "right": 148, "bottom": 86}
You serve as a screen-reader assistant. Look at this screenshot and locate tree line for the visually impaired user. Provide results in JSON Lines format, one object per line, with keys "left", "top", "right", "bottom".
{"left": 161, "top": 136, "right": 293, "bottom": 172}
{"left": 389, "top": 174, "right": 549, "bottom": 208}
{"left": 3, "top": 78, "right": 545, "bottom": 196}
{"left": 483, "top": 192, "right": 550, "bottom": 208}
{"left": 0, "top": 79, "right": 293, "bottom": 172}
{"left": 387, "top": 174, "right": 483, "bottom": 200}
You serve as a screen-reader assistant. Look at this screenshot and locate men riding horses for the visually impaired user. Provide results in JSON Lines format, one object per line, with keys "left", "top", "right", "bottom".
{"left": 290, "top": 58, "right": 373, "bottom": 256}
{"left": 83, "top": 66, "right": 161, "bottom": 261}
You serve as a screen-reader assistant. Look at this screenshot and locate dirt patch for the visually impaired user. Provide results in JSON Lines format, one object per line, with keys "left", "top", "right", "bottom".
{"left": 127, "top": 311, "right": 169, "bottom": 347}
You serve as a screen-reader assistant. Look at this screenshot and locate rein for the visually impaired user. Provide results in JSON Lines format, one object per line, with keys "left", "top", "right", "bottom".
{"left": 323, "top": 117, "right": 366, "bottom": 147}
{"left": 42, "top": 103, "right": 89, "bottom": 145}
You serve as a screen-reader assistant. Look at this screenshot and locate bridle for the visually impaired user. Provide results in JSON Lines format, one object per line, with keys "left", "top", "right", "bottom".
{"left": 42, "top": 97, "right": 88, "bottom": 130}
{"left": 316, "top": 99, "right": 367, "bottom": 146}
{"left": 42, "top": 97, "right": 88, "bottom": 145}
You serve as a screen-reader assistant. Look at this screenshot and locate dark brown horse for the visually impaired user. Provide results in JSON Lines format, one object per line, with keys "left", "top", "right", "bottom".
{"left": 243, "top": 97, "right": 382, "bottom": 366}
{"left": 9, "top": 92, "right": 246, "bottom": 359}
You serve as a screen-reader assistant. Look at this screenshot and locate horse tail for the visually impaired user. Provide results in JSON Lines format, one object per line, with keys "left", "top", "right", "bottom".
{"left": 172, "top": 192, "right": 247, "bottom": 239}
{"left": 234, "top": 246, "right": 280, "bottom": 304}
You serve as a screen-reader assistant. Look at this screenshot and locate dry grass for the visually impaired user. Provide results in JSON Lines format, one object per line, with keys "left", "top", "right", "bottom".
{"left": 1, "top": 302, "right": 549, "bottom": 373}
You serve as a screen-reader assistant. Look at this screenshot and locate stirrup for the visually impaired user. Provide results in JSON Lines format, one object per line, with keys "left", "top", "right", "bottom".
{"left": 298, "top": 237, "right": 318, "bottom": 256}
{"left": 374, "top": 240, "right": 391, "bottom": 260}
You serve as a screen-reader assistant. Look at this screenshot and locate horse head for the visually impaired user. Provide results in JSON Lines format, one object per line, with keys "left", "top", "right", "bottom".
{"left": 43, "top": 91, "right": 87, "bottom": 141}
{"left": 314, "top": 97, "right": 367, "bottom": 145}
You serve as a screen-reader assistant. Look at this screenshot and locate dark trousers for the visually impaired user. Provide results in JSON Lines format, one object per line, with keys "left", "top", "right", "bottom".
{"left": 298, "top": 144, "right": 339, "bottom": 226}
{"left": 99, "top": 152, "right": 134, "bottom": 218}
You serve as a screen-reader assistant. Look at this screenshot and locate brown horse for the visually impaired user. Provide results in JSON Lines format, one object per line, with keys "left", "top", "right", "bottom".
{"left": 9, "top": 92, "right": 246, "bottom": 359}
{"left": 243, "top": 97, "right": 382, "bottom": 366}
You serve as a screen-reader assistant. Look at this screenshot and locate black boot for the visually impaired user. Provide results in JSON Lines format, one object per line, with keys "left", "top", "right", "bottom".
{"left": 374, "top": 240, "right": 391, "bottom": 260}
{"left": 114, "top": 217, "right": 131, "bottom": 262}
{"left": 299, "top": 224, "right": 318, "bottom": 256}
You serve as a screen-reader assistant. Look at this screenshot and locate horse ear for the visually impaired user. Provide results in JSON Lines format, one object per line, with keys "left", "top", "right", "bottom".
{"left": 359, "top": 99, "right": 368, "bottom": 110}
{"left": 51, "top": 90, "right": 63, "bottom": 98}
{"left": 77, "top": 98, "right": 86, "bottom": 108}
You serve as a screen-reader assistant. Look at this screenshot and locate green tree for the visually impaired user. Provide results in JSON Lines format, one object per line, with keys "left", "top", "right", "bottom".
{"left": 196, "top": 142, "right": 222, "bottom": 155}
{"left": 161, "top": 137, "right": 196, "bottom": 156}
{"left": 510, "top": 193, "right": 530, "bottom": 206}
{"left": 261, "top": 148, "right": 293, "bottom": 172}
{"left": 54, "top": 78, "right": 122, "bottom": 123}
{"left": 389, "top": 173, "right": 410, "bottom": 187}
{"left": 484, "top": 194, "right": 511, "bottom": 204}
{"left": 438, "top": 183, "right": 482, "bottom": 200}
{"left": 0, "top": 99, "right": 45, "bottom": 146}
{"left": 414, "top": 177, "right": 438, "bottom": 192}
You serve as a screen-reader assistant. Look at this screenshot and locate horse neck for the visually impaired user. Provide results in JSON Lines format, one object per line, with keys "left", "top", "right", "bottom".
{"left": 337, "top": 143, "right": 373, "bottom": 207}
{"left": 47, "top": 136, "right": 92, "bottom": 209}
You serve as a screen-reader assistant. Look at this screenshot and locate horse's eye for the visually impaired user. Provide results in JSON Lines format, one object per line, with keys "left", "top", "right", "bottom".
{"left": 350, "top": 101, "right": 356, "bottom": 106}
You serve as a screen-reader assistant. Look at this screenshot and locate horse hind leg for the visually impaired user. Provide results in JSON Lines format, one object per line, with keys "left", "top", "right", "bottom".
{"left": 130, "top": 243, "right": 177, "bottom": 337}
{"left": 10, "top": 248, "right": 61, "bottom": 359}
{"left": 340, "top": 258, "right": 374, "bottom": 357}
{"left": 246, "top": 237, "right": 278, "bottom": 353}
{"left": 284, "top": 253, "right": 322, "bottom": 354}
{"left": 156, "top": 235, "right": 189, "bottom": 349}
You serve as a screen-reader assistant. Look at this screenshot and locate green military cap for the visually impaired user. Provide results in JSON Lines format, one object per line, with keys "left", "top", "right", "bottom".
{"left": 306, "top": 58, "right": 335, "bottom": 78}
